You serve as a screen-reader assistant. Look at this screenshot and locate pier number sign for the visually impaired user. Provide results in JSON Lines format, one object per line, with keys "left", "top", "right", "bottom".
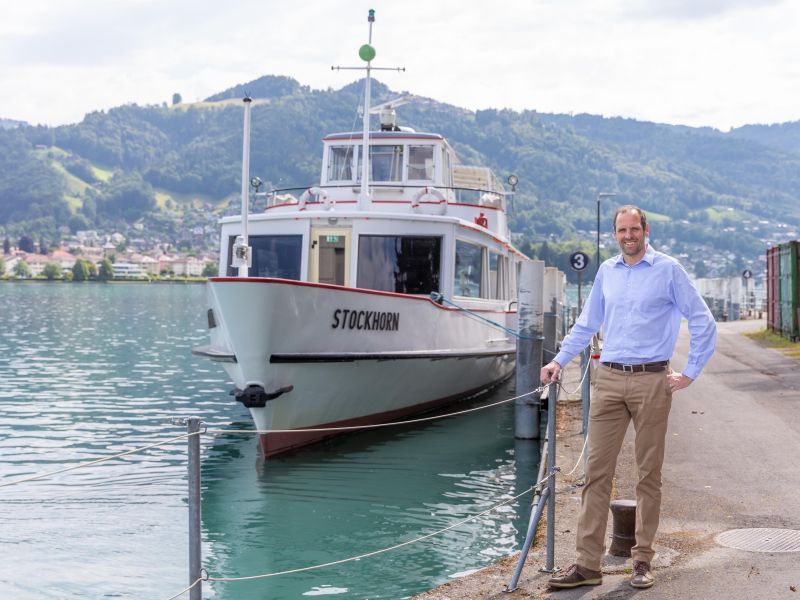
{"left": 570, "top": 251, "right": 590, "bottom": 272}
{"left": 742, "top": 269, "right": 752, "bottom": 279}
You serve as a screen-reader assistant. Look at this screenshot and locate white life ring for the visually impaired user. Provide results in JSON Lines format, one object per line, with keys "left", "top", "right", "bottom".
{"left": 411, "top": 186, "right": 447, "bottom": 214}
{"left": 298, "top": 187, "right": 331, "bottom": 210}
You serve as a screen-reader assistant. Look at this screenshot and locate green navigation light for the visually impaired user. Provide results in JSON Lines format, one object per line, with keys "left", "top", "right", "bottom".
{"left": 359, "top": 44, "right": 376, "bottom": 62}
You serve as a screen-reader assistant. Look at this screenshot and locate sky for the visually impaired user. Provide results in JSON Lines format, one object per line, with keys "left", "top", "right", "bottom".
{"left": 1, "top": 0, "right": 798, "bottom": 130}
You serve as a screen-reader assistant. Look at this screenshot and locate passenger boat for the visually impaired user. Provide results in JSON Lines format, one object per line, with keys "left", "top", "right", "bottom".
{"left": 193, "top": 11, "right": 526, "bottom": 456}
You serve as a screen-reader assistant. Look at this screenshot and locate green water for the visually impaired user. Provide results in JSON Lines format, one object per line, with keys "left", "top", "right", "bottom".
{"left": 0, "top": 283, "right": 539, "bottom": 599}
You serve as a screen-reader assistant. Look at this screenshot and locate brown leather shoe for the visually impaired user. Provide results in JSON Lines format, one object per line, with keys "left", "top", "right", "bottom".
{"left": 630, "top": 560, "right": 655, "bottom": 588}
{"left": 548, "top": 563, "right": 602, "bottom": 589}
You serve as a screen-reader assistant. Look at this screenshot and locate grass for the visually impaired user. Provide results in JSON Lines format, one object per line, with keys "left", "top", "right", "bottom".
{"left": 744, "top": 328, "right": 800, "bottom": 360}
{"left": 171, "top": 98, "right": 271, "bottom": 112}
{"left": 645, "top": 209, "right": 670, "bottom": 222}
{"left": 705, "top": 206, "right": 746, "bottom": 222}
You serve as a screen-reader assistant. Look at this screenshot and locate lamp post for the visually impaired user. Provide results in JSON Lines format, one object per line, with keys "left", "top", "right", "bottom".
{"left": 596, "top": 192, "right": 617, "bottom": 276}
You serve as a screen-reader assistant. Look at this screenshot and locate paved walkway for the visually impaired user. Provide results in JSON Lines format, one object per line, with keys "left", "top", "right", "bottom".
{"left": 414, "top": 320, "right": 800, "bottom": 599}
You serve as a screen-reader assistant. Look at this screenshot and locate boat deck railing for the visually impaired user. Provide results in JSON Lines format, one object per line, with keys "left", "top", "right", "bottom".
{"left": 265, "top": 184, "right": 504, "bottom": 210}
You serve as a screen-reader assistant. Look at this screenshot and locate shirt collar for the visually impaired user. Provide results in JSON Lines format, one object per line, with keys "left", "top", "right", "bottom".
{"left": 613, "top": 243, "right": 655, "bottom": 267}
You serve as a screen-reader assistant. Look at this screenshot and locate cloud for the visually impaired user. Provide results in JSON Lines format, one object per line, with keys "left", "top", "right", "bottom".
{"left": 622, "top": 0, "right": 786, "bottom": 20}
{"left": 0, "top": 0, "right": 798, "bottom": 128}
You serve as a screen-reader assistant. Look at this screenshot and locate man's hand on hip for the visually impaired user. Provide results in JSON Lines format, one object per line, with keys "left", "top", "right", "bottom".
{"left": 667, "top": 372, "right": 693, "bottom": 393}
{"left": 540, "top": 361, "right": 561, "bottom": 385}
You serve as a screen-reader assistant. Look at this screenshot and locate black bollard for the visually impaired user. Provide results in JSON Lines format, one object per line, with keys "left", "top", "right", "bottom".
{"left": 609, "top": 499, "right": 637, "bottom": 557}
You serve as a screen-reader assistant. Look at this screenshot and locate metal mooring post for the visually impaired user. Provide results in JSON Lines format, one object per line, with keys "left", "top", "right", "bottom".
{"left": 580, "top": 346, "right": 591, "bottom": 436}
{"left": 187, "top": 417, "right": 202, "bottom": 600}
{"left": 545, "top": 380, "right": 558, "bottom": 571}
{"left": 515, "top": 260, "right": 545, "bottom": 439}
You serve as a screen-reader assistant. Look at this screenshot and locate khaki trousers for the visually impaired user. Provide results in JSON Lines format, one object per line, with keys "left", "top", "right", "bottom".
{"left": 576, "top": 364, "right": 672, "bottom": 570}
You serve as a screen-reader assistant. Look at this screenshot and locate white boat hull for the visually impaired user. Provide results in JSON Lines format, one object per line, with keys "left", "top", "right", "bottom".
{"left": 198, "top": 277, "right": 516, "bottom": 455}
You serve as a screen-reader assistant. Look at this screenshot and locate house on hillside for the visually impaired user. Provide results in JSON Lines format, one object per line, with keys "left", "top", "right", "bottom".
{"left": 50, "top": 250, "right": 76, "bottom": 273}
{"left": 172, "top": 256, "right": 204, "bottom": 277}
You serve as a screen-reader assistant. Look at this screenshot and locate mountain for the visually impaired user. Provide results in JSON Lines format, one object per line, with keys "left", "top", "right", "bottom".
{"left": 728, "top": 121, "right": 800, "bottom": 156}
{"left": 1, "top": 75, "right": 799, "bottom": 279}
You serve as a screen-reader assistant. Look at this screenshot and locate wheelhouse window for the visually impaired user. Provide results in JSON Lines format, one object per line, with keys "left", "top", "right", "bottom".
{"left": 408, "top": 145, "right": 434, "bottom": 181}
{"left": 327, "top": 145, "right": 355, "bottom": 182}
{"left": 227, "top": 235, "right": 302, "bottom": 279}
{"left": 455, "top": 240, "right": 482, "bottom": 297}
{"left": 357, "top": 235, "right": 441, "bottom": 294}
{"left": 368, "top": 145, "right": 403, "bottom": 182}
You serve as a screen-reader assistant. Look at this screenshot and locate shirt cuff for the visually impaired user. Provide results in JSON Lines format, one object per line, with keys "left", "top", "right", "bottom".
{"left": 682, "top": 364, "right": 700, "bottom": 380}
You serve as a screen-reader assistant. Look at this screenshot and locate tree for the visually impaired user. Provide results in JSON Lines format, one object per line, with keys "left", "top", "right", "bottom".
{"left": 39, "top": 235, "right": 48, "bottom": 254}
{"left": 0, "top": 256, "right": 5, "bottom": 277}
{"left": 201, "top": 262, "right": 217, "bottom": 277}
{"left": 693, "top": 260, "right": 709, "bottom": 278}
{"left": 98, "top": 258, "right": 114, "bottom": 281}
{"left": 172, "top": 93, "right": 182, "bottom": 105}
{"left": 2, "top": 237, "right": 9, "bottom": 254}
{"left": 18, "top": 235, "right": 35, "bottom": 253}
{"left": 13, "top": 260, "right": 31, "bottom": 278}
{"left": 42, "top": 262, "right": 62, "bottom": 280}
{"left": 72, "top": 258, "right": 89, "bottom": 281}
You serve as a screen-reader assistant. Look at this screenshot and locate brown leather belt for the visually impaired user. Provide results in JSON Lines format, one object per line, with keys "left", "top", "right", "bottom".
{"left": 602, "top": 361, "right": 669, "bottom": 373}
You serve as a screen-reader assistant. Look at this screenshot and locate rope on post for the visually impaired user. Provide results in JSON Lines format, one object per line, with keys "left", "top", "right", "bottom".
{"left": 164, "top": 577, "right": 202, "bottom": 600}
{"left": 203, "top": 485, "right": 538, "bottom": 584}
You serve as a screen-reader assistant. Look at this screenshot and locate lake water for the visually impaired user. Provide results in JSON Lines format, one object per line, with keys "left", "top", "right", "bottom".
{"left": 0, "top": 283, "right": 539, "bottom": 599}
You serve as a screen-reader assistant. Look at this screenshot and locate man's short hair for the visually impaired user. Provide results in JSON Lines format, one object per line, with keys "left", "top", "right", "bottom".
{"left": 613, "top": 205, "right": 647, "bottom": 232}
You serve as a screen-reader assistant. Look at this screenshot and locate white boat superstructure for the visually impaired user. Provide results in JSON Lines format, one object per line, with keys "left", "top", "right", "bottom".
{"left": 193, "top": 11, "right": 526, "bottom": 456}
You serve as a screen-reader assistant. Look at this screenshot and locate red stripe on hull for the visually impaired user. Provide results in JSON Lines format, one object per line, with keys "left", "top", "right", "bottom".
{"left": 258, "top": 377, "right": 510, "bottom": 457}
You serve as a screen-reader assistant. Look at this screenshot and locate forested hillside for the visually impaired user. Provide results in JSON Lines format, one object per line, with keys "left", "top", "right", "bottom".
{"left": 1, "top": 74, "right": 799, "bottom": 278}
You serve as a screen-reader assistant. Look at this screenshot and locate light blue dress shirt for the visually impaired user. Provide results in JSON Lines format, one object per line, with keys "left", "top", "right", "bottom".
{"left": 554, "top": 244, "right": 717, "bottom": 380}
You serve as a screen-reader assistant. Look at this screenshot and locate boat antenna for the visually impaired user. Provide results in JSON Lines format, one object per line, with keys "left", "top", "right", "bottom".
{"left": 332, "top": 9, "right": 404, "bottom": 209}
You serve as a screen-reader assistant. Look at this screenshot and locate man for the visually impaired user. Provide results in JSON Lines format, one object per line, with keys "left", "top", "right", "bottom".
{"left": 541, "top": 205, "right": 716, "bottom": 590}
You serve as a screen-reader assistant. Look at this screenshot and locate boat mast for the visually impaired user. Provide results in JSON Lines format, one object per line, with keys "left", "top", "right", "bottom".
{"left": 331, "top": 9, "right": 403, "bottom": 210}
{"left": 359, "top": 10, "right": 376, "bottom": 208}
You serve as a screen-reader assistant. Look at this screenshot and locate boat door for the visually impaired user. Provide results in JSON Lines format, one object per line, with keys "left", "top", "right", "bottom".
{"left": 309, "top": 228, "right": 351, "bottom": 286}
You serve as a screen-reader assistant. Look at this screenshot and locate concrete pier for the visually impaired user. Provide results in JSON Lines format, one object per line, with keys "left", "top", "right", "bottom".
{"left": 413, "top": 319, "right": 800, "bottom": 599}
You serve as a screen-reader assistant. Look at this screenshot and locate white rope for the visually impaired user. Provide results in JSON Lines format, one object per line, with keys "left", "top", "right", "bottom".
{"left": 558, "top": 355, "right": 592, "bottom": 396}
{"left": 205, "top": 385, "right": 548, "bottom": 436}
{"left": 163, "top": 577, "right": 202, "bottom": 600}
{"left": 205, "top": 484, "right": 536, "bottom": 583}
{"left": 0, "top": 432, "right": 196, "bottom": 489}
{"left": 562, "top": 434, "right": 589, "bottom": 478}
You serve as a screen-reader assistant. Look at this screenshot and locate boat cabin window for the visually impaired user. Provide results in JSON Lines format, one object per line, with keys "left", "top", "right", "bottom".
{"left": 226, "top": 235, "right": 302, "bottom": 279}
{"left": 407, "top": 145, "right": 434, "bottom": 181}
{"left": 327, "top": 146, "right": 355, "bottom": 181}
{"left": 488, "top": 252, "right": 508, "bottom": 300}
{"left": 455, "top": 240, "right": 483, "bottom": 297}
{"left": 357, "top": 235, "right": 442, "bottom": 294}
{"left": 366, "top": 145, "right": 403, "bottom": 182}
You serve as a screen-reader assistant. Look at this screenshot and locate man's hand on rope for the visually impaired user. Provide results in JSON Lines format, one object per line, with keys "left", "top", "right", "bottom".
{"left": 540, "top": 361, "right": 562, "bottom": 385}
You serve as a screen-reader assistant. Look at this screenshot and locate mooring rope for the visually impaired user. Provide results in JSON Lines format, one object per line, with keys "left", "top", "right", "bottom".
{"left": 430, "top": 292, "right": 539, "bottom": 340}
{"left": 205, "top": 384, "right": 548, "bottom": 436}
